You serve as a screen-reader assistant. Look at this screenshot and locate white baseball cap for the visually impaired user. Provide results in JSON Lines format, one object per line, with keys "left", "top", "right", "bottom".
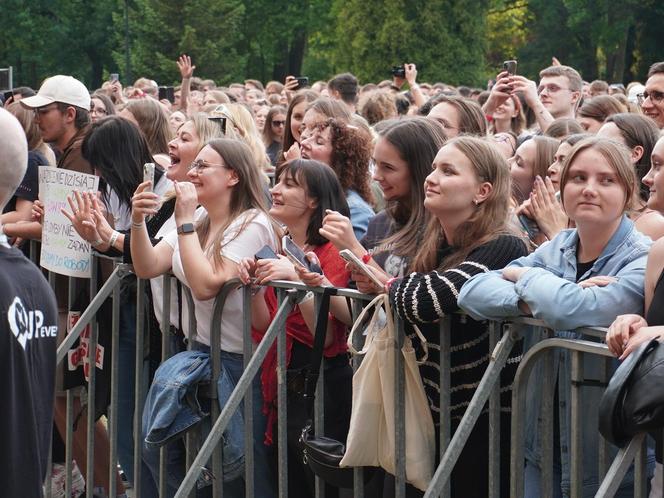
{"left": 21, "top": 75, "right": 90, "bottom": 111}
{"left": 628, "top": 84, "right": 645, "bottom": 104}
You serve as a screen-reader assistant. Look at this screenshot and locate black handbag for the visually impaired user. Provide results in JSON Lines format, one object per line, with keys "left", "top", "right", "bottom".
{"left": 298, "top": 288, "right": 373, "bottom": 489}
{"left": 599, "top": 338, "right": 664, "bottom": 447}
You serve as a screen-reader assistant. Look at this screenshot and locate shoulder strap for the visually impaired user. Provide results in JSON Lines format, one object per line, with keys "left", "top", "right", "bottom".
{"left": 303, "top": 287, "right": 337, "bottom": 416}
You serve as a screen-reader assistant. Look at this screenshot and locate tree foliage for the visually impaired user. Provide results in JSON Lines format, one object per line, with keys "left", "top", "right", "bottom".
{"left": 1, "top": 0, "right": 662, "bottom": 91}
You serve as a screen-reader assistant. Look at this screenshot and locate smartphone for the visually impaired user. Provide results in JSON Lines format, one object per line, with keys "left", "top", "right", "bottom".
{"left": 503, "top": 60, "right": 517, "bottom": 76}
{"left": 294, "top": 77, "right": 309, "bottom": 90}
{"left": 110, "top": 73, "right": 119, "bottom": 83}
{"left": 282, "top": 236, "right": 322, "bottom": 274}
{"left": 255, "top": 245, "right": 278, "bottom": 261}
{"left": 391, "top": 66, "right": 406, "bottom": 78}
{"left": 143, "top": 162, "right": 155, "bottom": 191}
{"left": 2, "top": 90, "right": 13, "bottom": 102}
{"left": 158, "top": 85, "right": 175, "bottom": 103}
{"left": 339, "top": 249, "right": 384, "bottom": 288}
{"left": 518, "top": 214, "right": 540, "bottom": 239}
{"left": 208, "top": 117, "right": 227, "bottom": 135}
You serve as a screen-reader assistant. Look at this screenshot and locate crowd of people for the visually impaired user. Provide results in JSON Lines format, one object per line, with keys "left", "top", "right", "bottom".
{"left": 1, "top": 53, "right": 664, "bottom": 498}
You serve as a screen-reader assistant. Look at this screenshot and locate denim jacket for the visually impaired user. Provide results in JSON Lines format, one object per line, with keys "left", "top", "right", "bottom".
{"left": 142, "top": 348, "right": 245, "bottom": 481}
{"left": 458, "top": 216, "right": 651, "bottom": 495}
{"left": 346, "top": 189, "right": 374, "bottom": 240}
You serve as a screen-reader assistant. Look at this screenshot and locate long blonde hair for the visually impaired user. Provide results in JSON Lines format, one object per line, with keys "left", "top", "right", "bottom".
{"left": 195, "top": 138, "right": 278, "bottom": 269}
{"left": 412, "top": 136, "right": 513, "bottom": 271}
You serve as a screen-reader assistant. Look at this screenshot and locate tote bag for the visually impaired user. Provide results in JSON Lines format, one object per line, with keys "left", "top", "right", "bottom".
{"left": 340, "top": 294, "right": 436, "bottom": 491}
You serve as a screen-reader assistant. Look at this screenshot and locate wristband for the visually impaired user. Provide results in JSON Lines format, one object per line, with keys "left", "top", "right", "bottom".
{"left": 131, "top": 221, "right": 144, "bottom": 229}
{"left": 109, "top": 231, "right": 120, "bottom": 248}
{"left": 362, "top": 252, "right": 372, "bottom": 264}
{"left": 485, "top": 114, "right": 494, "bottom": 123}
{"left": 384, "top": 277, "right": 397, "bottom": 293}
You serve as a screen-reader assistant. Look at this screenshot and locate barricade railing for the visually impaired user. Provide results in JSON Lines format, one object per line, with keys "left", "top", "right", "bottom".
{"left": 32, "top": 240, "right": 653, "bottom": 498}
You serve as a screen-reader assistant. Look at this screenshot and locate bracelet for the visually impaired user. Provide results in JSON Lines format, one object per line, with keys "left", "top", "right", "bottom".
{"left": 109, "top": 231, "right": 120, "bottom": 248}
{"left": 390, "top": 84, "right": 401, "bottom": 92}
{"left": 91, "top": 238, "right": 104, "bottom": 247}
{"left": 485, "top": 114, "right": 494, "bottom": 122}
{"left": 384, "top": 277, "right": 397, "bottom": 293}
{"left": 131, "top": 221, "right": 144, "bottom": 229}
{"left": 362, "top": 252, "right": 372, "bottom": 264}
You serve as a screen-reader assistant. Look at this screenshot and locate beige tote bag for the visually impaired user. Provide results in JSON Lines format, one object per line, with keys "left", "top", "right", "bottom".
{"left": 340, "top": 294, "right": 436, "bottom": 491}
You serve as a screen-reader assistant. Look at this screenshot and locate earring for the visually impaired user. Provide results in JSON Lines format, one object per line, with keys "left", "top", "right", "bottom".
{"left": 473, "top": 199, "right": 480, "bottom": 206}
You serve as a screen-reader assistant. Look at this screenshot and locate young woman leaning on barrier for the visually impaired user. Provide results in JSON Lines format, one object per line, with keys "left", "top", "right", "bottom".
{"left": 130, "top": 138, "right": 279, "bottom": 498}
{"left": 319, "top": 117, "right": 446, "bottom": 288}
{"left": 238, "top": 159, "right": 353, "bottom": 498}
{"left": 352, "top": 136, "right": 528, "bottom": 497}
{"left": 458, "top": 137, "right": 652, "bottom": 497}
{"left": 607, "top": 134, "right": 664, "bottom": 494}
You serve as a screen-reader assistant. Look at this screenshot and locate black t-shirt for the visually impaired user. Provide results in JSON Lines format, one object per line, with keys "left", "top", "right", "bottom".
{"left": 0, "top": 240, "right": 58, "bottom": 497}
{"left": 2, "top": 150, "right": 44, "bottom": 214}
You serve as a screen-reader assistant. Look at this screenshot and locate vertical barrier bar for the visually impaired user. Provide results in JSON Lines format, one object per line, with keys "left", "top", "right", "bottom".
{"left": 570, "top": 351, "right": 583, "bottom": 498}
{"left": 242, "top": 285, "right": 254, "bottom": 498}
{"left": 276, "top": 288, "right": 288, "bottom": 498}
{"left": 597, "top": 357, "right": 611, "bottom": 482}
{"left": 86, "top": 271, "right": 98, "bottom": 498}
{"left": 351, "top": 297, "right": 366, "bottom": 498}
{"left": 394, "top": 314, "right": 406, "bottom": 498}
{"left": 159, "top": 276, "right": 172, "bottom": 498}
{"left": 65, "top": 275, "right": 76, "bottom": 498}
{"left": 133, "top": 278, "right": 146, "bottom": 494}
{"left": 539, "top": 327, "right": 555, "bottom": 498}
{"left": 439, "top": 316, "right": 451, "bottom": 498}
{"left": 488, "top": 321, "right": 501, "bottom": 498}
{"left": 108, "top": 263, "right": 121, "bottom": 498}
{"left": 313, "top": 292, "right": 326, "bottom": 498}
{"left": 65, "top": 388, "right": 75, "bottom": 498}
{"left": 183, "top": 286, "right": 197, "bottom": 498}
{"left": 634, "top": 436, "right": 648, "bottom": 498}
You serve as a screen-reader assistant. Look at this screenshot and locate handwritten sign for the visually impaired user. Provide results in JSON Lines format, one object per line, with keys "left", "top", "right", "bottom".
{"left": 38, "top": 167, "right": 99, "bottom": 278}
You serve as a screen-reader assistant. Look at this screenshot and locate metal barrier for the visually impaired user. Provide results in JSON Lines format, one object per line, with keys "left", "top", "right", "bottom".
{"left": 35, "top": 243, "right": 654, "bottom": 498}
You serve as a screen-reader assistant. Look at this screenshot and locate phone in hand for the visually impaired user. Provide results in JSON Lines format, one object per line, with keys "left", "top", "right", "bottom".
{"left": 109, "top": 73, "right": 119, "bottom": 83}
{"left": 143, "top": 163, "right": 155, "bottom": 192}
{"left": 518, "top": 214, "right": 540, "bottom": 239}
{"left": 294, "top": 77, "right": 309, "bottom": 90}
{"left": 282, "top": 236, "right": 322, "bottom": 274}
{"left": 158, "top": 86, "right": 175, "bottom": 103}
{"left": 255, "top": 245, "right": 278, "bottom": 261}
{"left": 339, "top": 249, "right": 384, "bottom": 288}
{"left": 503, "top": 60, "right": 517, "bottom": 76}
{"left": 391, "top": 66, "right": 406, "bottom": 78}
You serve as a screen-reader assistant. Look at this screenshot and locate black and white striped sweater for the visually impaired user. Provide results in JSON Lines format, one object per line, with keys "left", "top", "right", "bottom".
{"left": 388, "top": 234, "right": 528, "bottom": 423}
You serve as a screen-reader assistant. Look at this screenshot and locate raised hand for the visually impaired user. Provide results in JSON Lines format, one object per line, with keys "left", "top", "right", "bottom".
{"left": 177, "top": 54, "right": 196, "bottom": 79}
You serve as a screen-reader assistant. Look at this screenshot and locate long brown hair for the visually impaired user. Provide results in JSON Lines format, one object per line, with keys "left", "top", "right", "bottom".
{"left": 412, "top": 136, "right": 514, "bottom": 271}
{"left": 123, "top": 99, "right": 171, "bottom": 155}
{"left": 195, "top": 138, "right": 277, "bottom": 269}
{"left": 373, "top": 118, "right": 446, "bottom": 265}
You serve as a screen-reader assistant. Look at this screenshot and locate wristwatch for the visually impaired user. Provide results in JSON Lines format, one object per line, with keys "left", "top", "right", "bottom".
{"left": 177, "top": 223, "right": 195, "bottom": 235}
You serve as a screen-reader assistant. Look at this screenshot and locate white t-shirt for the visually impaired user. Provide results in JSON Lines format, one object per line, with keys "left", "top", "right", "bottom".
{"left": 107, "top": 173, "right": 172, "bottom": 230}
{"left": 149, "top": 206, "right": 205, "bottom": 335}
{"left": 163, "top": 209, "right": 278, "bottom": 353}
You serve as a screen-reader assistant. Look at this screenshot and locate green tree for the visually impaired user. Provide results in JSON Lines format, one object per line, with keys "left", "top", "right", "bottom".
{"left": 115, "top": 0, "right": 246, "bottom": 86}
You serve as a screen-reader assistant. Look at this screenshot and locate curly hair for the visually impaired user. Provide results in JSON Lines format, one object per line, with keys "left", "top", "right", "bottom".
{"left": 327, "top": 118, "right": 374, "bottom": 204}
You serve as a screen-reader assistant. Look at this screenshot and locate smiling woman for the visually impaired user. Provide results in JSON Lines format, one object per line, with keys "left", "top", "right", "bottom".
{"left": 458, "top": 137, "right": 652, "bottom": 497}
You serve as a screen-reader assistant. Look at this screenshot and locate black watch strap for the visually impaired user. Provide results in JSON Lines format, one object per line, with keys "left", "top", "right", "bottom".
{"left": 177, "top": 222, "right": 195, "bottom": 235}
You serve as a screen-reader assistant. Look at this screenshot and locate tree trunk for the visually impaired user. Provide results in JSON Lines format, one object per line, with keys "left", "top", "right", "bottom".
{"left": 288, "top": 27, "right": 307, "bottom": 77}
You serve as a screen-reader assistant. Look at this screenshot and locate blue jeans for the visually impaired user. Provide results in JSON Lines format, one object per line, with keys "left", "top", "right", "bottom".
{"left": 141, "top": 349, "right": 276, "bottom": 498}
{"left": 524, "top": 459, "right": 640, "bottom": 498}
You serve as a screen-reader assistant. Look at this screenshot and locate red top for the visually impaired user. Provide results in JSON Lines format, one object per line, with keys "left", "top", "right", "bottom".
{"left": 253, "top": 242, "right": 350, "bottom": 444}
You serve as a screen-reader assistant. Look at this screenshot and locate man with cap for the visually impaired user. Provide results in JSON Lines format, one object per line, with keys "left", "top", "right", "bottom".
{"left": 3, "top": 75, "right": 93, "bottom": 242}
{"left": 20, "top": 74, "right": 93, "bottom": 174}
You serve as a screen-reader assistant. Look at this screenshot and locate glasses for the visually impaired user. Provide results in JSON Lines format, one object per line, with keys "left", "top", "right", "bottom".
{"left": 272, "top": 120, "right": 286, "bottom": 127}
{"left": 90, "top": 107, "right": 107, "bottom": 116}
{"left": 537, "top": 84, "right": 569, "bottom": 95}
{"left": 189, "top": 159, "right": 229, "bottom": 173}
{"left": 637, "top": 90, "right": 664, "bottom": 105}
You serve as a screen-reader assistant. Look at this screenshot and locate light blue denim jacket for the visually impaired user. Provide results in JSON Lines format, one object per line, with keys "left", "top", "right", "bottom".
{"left": 142, "top": 348, "right": 245, "bottom": 481}
{"left": 346, "top": 189, "right": 374, "bottom": 240}
{"left": 458, "top": 215, "right": 651, "bottom": 495}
